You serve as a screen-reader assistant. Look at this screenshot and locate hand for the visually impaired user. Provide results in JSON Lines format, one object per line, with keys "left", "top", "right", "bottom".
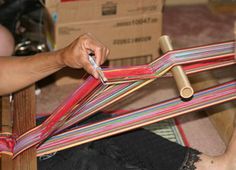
{"left": 58, "top": 33, "right": 109, "bottom": 78}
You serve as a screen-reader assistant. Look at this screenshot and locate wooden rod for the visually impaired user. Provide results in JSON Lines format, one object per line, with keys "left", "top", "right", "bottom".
{"left": 159, "top": 35, "right": 194, "bottom": 99}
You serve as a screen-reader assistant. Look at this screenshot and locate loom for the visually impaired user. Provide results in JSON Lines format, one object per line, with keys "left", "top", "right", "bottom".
{"left": 0, "top": 36, "right": 236, "bottom": 170}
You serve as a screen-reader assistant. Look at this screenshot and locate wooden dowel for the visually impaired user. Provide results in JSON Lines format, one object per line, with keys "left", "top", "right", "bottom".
{"left": 159, "top": 35, "right": 194, "bottom": 99}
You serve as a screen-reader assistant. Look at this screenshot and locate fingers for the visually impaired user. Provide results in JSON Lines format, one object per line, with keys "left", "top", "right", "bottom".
{"left": 80, "top": 51, "right": 99, "bottom": 79}
{"left": 94, "top": 45, "right": 109, "bottom": 65}
{"left": 82, "top": 33, "right": 109, "bottom": 66}
{"left": 105, "top": 48, "right": 110, "bottom": 63}
{"left": 94, "top": 47, "right": 103, "bottom": 66}
{"left": 61, "top": 33, "right": 109, "bottom": 79}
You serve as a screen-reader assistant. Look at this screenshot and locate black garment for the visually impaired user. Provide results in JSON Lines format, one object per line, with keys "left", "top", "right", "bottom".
{"left": 38, "top": 128, "right": 201, "bottom": 170}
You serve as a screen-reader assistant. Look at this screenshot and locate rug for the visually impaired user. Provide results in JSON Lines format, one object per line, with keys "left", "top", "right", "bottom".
{"left": 144, "top": 118, "right": 189, "bottom": 147}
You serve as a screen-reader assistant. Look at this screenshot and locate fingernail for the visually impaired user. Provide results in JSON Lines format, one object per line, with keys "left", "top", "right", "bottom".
{"left": 93, "top": 71, "right": 98, "bottom": 79}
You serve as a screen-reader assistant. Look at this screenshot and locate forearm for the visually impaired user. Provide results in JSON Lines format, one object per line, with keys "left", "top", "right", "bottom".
{"left": 0, "top": 33, "right": 109, "bottom": 95}
{"left": 0, "top": 50, "right": 64, "bottom": 95}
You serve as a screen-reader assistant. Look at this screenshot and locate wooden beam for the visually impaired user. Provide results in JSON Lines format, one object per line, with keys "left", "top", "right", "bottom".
{"left": 12, "top": 85, "right": 37, "bottom": 170}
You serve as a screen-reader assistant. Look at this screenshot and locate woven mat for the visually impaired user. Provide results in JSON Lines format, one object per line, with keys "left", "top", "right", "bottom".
{"left": 144, "top": 118, "right": 188, "bottom": 146}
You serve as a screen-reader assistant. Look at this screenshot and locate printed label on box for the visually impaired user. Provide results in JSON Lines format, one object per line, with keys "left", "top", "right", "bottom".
{"left": 102, "top": 2, "right": 117, "bottom": 16}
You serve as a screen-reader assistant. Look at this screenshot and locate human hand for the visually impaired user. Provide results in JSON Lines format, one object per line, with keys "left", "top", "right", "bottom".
{"left": 58, "top": 33, "right": 109, "bottom": 78}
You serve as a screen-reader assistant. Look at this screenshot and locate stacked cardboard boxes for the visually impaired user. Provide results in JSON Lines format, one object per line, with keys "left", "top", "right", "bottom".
{"left": 45, "top": 0, "right": 163, "bottom": 85}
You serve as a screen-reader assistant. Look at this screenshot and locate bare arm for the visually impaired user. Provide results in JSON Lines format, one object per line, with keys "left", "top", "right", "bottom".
{"left": 0, "top": 33, "right": 109, "bottom": 95}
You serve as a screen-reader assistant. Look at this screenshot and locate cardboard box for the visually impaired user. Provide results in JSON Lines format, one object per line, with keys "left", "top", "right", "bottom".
{"left": 45, "top": 0, "right": 163, "bottom": 85}
{"left": 46, "top": 0, "right": 163, "bottom": 22}
{"left": 56, "top": 13, "right": 162, "bottom": 60}
{"left": 209, "top": 0, "right": 236, "bottom": 13}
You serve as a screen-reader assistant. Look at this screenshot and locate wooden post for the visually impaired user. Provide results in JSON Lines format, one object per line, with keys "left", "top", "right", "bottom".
{"left": 12, "top": 85, "right": 37, "bottom": 170}
{"left": 0, "top": 95, "right": 13, "bottom": 170}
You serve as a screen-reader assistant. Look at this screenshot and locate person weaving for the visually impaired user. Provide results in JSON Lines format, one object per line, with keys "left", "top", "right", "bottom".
{"left": 1, "top": 25, "right": 236, "bottom": 170}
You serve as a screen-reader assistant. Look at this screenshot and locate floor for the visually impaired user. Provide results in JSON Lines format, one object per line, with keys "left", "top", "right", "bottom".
{"left": 37, "top": 4, "right": 236, "bottom": 156}
{"left": 162, "top": 4, "right": 236, "bottom": 156}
